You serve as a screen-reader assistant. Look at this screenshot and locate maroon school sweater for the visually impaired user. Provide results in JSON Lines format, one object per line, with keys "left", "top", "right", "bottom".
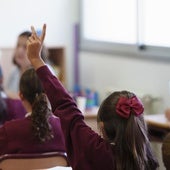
{"left": 0, "top": 114, "right": 66, "bottom": 155}
{"left": 5, "top": 98, "right": 27, "bottom": 121}
{"left": 37, "top": 66, "right": 115, "bottom": 170}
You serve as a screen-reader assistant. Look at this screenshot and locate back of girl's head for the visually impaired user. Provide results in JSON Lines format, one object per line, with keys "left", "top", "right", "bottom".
{"left": 19, "top": 68, "right": 53, "bottom": 142}
{"left": 97, "top": 90, "right": 159, "bottom": 170}
{"left": 19, "top": 68, "right": 43, "bottom": 104}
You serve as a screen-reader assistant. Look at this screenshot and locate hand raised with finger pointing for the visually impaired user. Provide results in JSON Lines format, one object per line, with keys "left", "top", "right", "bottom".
{"left": 26, "top": 24, "right": 46, "bottom": 70}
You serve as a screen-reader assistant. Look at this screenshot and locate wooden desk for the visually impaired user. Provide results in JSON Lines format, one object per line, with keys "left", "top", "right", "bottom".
{"left": 145, "top": 114, "right": 170, "bottom": 131}
{"left": 84, "top": 110, "right": 170, "bottom": 142}
{"left": 144, "top": 114, "right": 170, "bottom": 142}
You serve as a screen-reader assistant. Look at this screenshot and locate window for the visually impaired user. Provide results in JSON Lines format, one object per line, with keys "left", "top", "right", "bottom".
{"left": 143, "top": 0, "right": 170, "bottom": 47}
{"left": 80, "top": 0, "right": 170, "bottom": 60}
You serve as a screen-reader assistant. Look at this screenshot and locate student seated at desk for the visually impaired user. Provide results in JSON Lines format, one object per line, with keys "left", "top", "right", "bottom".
{"left": 26, "top": 24, "right": 159, "bottom": 170}
{"left": 0, "top": 65, "right": 26, "bottom": 125}
{"left": 0, "top": 68, "right": 65, "bottom": 155}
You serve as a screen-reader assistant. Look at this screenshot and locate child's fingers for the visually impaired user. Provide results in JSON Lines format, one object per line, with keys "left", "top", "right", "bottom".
{"left": 26, "top": 36, "right": 34, "bottom": 45}
{"left": 31, "top": 26, "right": 38, "bottom": 39}
{"left": 40, "top": 24, "right": 46, "bottom": 42}
{"left": 30, "top": 24, "right": 46, "bottom": 43}
{"left": 28, "top": 35, "right": 35, "bottom": 42}
{"left": 26, "top": 39, "right": 30, "bottom": 46}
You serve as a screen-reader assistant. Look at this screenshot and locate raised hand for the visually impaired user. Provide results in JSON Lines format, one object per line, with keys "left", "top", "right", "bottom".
{"left": 26, "top": 24, "right": 46, "bottom": 69}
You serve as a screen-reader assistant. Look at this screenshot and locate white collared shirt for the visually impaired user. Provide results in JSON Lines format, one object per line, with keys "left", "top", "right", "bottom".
{"left": 0, "top": 91, "right": 7, "bottom": 98}
{"left": 25, "top": 112, "right": 31, "bottom": 117}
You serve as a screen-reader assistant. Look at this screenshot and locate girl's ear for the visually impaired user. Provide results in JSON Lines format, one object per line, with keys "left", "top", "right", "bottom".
{"left": 19, "top": 91, "right": 24, "bottom": 100}
{"left": 98, "top": 121, "right": 104, "bottom": 129}
{"left": 98, "top": 122, "right": 106, "bottom": 139}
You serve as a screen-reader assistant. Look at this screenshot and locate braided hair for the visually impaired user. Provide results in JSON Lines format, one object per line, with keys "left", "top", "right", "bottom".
{"left": 19, "top": 68, "right": 53, "bottom": 142}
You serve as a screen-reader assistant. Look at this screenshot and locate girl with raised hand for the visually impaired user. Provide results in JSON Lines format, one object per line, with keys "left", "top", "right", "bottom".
{"left": 26, "top": 24, "right": 159, "bottom": 170}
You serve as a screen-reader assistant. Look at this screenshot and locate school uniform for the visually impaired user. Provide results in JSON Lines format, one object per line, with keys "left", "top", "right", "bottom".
{"left": 36, "top": 66, "right": 115, "bottom": 170}
{"left": 5, "top": 98, "right": 27, "bottom": 121}
{"left": 0, "top": 114, "right": 66, "bottom": 155}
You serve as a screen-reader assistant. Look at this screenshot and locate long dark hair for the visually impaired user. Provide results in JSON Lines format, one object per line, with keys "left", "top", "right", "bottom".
{"left": 97, "top": 90, "right": 159, "bottom": 170}
{"left": 19, "top": 68, "right": 53, "bottom": 142}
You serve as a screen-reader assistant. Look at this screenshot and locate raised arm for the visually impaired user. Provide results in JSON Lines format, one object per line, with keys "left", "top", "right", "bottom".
{"left": 26, "top": 24, "right": 78, "bottom": 112}
{"left": 26, "top": 25, "right": 112, "bottom": 169}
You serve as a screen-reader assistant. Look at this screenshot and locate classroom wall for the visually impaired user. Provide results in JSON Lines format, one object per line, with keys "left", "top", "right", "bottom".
{"left": 75, "top": 0, "right": 170, "bottom": 113}
{"left": 79, "top": 51, "right": 170, "bottom": 113}
{"left": 0, "top": 0, "right": 79, "bottom": 90}
{"left": 0, "top": 0, "right": 170, "bottom": 113}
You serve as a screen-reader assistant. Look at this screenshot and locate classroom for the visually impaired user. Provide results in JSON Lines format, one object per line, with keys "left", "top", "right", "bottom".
{"left": 0, "top": 0, "right": 170, "bottom": 170}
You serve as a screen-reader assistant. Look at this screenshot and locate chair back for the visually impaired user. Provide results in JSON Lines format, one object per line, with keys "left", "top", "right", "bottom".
{"left": 162, "top": 133, "right": 170, "bottom": 170}
{"left": 0, "top": 151, "right": 68, "bottom": 170}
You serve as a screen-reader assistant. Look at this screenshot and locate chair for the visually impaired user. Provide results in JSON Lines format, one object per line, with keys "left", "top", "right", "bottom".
{"left": 162, "top": 133, "right": 170, "bottom": 170}
{"left": 0, "top": 151, "right": 68, "bottom": 170}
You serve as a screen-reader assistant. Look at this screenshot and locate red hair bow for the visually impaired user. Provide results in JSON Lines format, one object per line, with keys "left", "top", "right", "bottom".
{"left": 116, "top": 96, "right": 144, "bottom": 118}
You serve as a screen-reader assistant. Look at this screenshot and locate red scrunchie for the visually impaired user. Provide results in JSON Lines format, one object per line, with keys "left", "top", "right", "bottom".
{"left": 116, "top": 96, "right": 144, "bottom": 118}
